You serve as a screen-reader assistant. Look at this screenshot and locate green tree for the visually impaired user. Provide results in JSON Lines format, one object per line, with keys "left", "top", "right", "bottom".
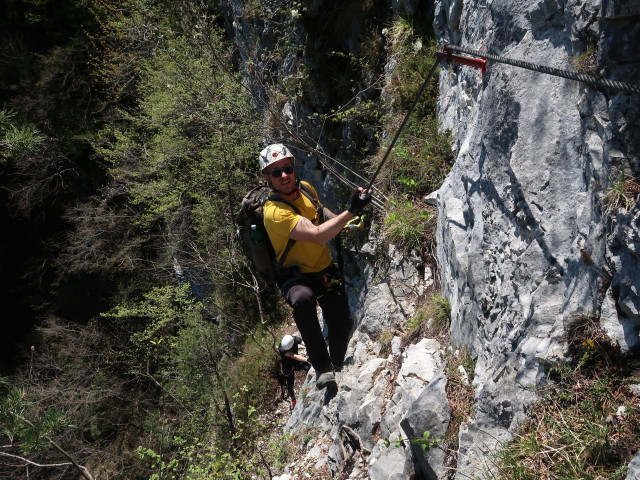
{"left": 0, "top": 374, "right": 93, "bottom": 480}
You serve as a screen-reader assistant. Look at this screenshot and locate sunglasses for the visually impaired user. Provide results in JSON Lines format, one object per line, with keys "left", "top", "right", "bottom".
{"left": 268, "top": 165, "right": 295, "bottom": 178}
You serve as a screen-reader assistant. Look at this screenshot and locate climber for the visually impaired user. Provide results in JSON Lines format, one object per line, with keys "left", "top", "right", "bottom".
{"left": 259, "top": 143, "right": 372, "bottom": 391}
{"left": 279, "top": 334, "right": 311, "bottom": 407}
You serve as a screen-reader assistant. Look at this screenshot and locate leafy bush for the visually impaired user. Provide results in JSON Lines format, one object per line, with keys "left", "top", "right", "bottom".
{"left": 230, "top": 327, "right": 280, "bottom": 426}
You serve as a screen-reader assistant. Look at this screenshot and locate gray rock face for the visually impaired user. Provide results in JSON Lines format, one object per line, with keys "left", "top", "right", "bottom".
{"left": 368, "top": 441, "right": 413, "bottom": 480}
{"left": 435, "top": 0, "right": 640, "bottom": 477}
{"left": 400, "top": 373, "right": 450, "bottom": 480}
{"left": 627, "top": 451, "right": 640, "bottom": 480}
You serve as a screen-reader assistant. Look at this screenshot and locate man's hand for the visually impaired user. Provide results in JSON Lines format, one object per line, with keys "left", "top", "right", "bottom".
{"left": 291, "top": 188, "right": 372, "bottom": 244}
{"left": 348, "top": 188, "right": 372, "bottom": 214}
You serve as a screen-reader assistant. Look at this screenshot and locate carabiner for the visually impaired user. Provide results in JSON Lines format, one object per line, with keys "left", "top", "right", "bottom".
{"left": 343, "top": 215, "right": 364, "bottom": 231}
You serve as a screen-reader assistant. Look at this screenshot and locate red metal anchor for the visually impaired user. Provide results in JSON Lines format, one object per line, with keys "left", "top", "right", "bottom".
{"left": 437, "top": 46, "right": 488, "bottom": 73}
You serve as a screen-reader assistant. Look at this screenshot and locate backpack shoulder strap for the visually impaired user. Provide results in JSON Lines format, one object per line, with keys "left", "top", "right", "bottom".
{"left": 298, "top": 182, "right": 324, "bottom": 224}
{"left": 266, "top": 194, "right": 300, "bottom": 267}
{"left": 267, "top": 194, "right": 300, "bottom": 213}
{"left": 298, "top": 182, "right": 320, "bottom": 206}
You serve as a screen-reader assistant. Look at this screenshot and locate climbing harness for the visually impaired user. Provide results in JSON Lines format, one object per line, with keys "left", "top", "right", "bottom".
{"left": 440, "top": 44, "right": 639, "bottom": 95}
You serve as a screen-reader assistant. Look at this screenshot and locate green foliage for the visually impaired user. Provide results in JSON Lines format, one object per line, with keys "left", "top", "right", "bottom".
{"left": 600, "top": 169, "right": 640, "bottom": 216}
{"left": 0, "top": 383, "right": 27, "bottom": 443}
{"left": 101, "top": 283, "right": 201, "bottom": 367}
{"left": 138, "top": 428, "right": 295, "bottom": 480}
{"left": 410, "top": 430, "right": 440, "bottom": 452}
{"left": 386, "top": 120, "right": 453, "bottom": 197}
{"left": 383, "top": 430, "right": 440, "bottom": 451}
{"left": 101, "top": 282, "right": 237, "bottom": 432}
{"left": 403, "top": 294, "right": 451, "bottom": 346}
{"left": 309, "top": 98, "right": 383, "bottom": 132}
{"left": 571, "top": 46, "right": 597, "bottom": 75}
{"left": 369, "top": 23, "right": 451, "bottom": 256}
{"left": 429, "top": 294, "right": 451, "bottom": 332}
{"left": 371, "top": 21, "right": 453, "bottom": 202}
{"left": 101, "top": 282, "right": 292, "bottom": 477}
{"left": 89, "top": 16, "right": 269, "bottom": 323}
{"left": 0, "top": 377, "right": 67, "bottom": 455}
{"left": 0, "top": 110, "right": 46, "bottom": 163}
{"left": 137, "top": 443, "right": 249, "bottom": 480}
{"left": 75, "top": 4, "right": 296, "bottom": 476}
{"left": 96, "top": 31, "right": 260, "bottom": 233}
{"left": 406, "top": 308, "right": 429, "bottom": 334}
{"left": 385, "top": 19, "right": 439, "bottom": 116}
{"left": 230, "top": 328, "right": 279, "bottom": 419}
{"left": 383, "top": 198, "right": 432, "bottom": 252}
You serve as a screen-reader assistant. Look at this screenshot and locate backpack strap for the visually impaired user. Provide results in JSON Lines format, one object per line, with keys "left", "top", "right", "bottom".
{"left": 298, "top": 182, "right": 324, "bottom": 224}
{"left": 267, "top": 194, "right": 300, "bottom": 267}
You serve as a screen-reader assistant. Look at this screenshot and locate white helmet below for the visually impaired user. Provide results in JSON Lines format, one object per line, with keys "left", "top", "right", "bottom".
{"left": 259, "top": 143, "right": 294, "bottom": 172}
{"left": 280, "top": 334, "right": 295, "bottom": 351}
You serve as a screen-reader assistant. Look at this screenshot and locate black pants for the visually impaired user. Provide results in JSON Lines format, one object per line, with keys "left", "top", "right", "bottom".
{"left": 280, "top": 269, "right": 353, "bottom": 374}
{"left": 282, "top": 361, "right": 310, "bottom": 400}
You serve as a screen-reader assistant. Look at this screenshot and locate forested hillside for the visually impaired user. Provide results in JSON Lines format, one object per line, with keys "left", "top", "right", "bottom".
{"left": 3, "top": 1, "right": 639, "bottom": 479}
{"left": 0, "top": 1, "right": 449, "bottom": 478}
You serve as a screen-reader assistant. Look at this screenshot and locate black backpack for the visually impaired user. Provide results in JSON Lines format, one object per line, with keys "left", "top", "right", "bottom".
{"left": 235, "top": 183, "right": 321, "bottom": 281}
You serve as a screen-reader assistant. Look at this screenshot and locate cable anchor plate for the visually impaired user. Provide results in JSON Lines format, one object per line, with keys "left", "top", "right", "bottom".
{"left": 437, "top": 46, "right": 487, "bottom": 73}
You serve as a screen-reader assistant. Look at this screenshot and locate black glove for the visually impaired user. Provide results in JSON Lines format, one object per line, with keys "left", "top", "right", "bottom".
{"left": 348, "top": 189, "right": 372, "bottom": 214}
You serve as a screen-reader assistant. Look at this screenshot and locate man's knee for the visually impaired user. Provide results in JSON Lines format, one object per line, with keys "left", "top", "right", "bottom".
{"left": 287, "top": 284, "right": 315, "bottom": 309}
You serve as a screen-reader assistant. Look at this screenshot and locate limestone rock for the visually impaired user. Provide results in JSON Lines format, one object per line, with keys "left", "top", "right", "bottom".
{"left": 400, "top": 373, "right": 450, "bottom": 480}
{"left": 627, "top": 451, "right": 640, "bottom": 480}
{"left": 435, "top": 0, "right": 640, "bottom": 478}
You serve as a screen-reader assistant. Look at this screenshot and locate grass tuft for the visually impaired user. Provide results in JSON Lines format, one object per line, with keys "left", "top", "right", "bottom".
{"left": 403, "top": 294, "right": 451, "bottom": 345}
{"left": 383, "top": 198, "right": 434, "bottom": 252}
{"left": 571, "top": 46, "right": 597, "bottom": 76}
{"left": 600, "top": 170, "right": 640, "bottom": 215}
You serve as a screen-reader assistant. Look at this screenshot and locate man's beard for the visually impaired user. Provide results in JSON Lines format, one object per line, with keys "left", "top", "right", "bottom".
{"left": 272, "top": 179, "right": 299, "bottom": 196}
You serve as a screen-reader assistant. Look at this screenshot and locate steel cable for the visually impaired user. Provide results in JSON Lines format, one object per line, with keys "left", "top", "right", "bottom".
{"left": 444, "top": 44, "right": 640, "bottom": 95}
{"left": 366, "top": 59, "right": 440, "bottom": 191}
{"left": 204, "top": 40, "right": 390, "bottom": 209}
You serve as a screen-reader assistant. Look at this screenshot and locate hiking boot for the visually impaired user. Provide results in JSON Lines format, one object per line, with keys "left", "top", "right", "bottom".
{"left": 315, "top": 371, "right": 337, "bottom": 391}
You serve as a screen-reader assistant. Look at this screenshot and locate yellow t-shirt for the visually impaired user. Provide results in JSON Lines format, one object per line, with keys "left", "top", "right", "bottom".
{"left": 263, "top": 181, "right": 332, "bottom": 274}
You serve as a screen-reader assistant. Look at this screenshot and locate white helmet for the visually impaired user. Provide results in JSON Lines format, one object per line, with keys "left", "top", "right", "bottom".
{"left": 280, "top": 334, "right": 295, "bottom": 351}
{"left": 259, "top": 143, "right": 294, "bottom": 172}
